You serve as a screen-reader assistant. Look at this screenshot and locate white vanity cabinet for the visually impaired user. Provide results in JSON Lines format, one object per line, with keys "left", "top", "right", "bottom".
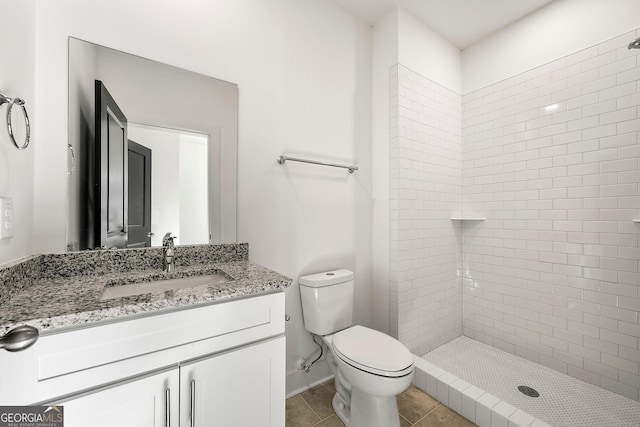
{"left": 60, "top": 336, "right": 285, "bottom": 427}
{"left": 57, "top": 368, "right": 180, "bottom": 427}
{"left": 180, "top": 337, "right": 285, "bottom": 426}
{"left": 0, "top": 292, "right": 285, "bottom": 427}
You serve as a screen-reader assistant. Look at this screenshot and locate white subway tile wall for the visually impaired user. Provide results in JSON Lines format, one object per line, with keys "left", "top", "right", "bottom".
{"left": 389, "top": 64, "right": 463, "bottom": 355}
{"left": 391, "top": 29, "right": 640, "bottom": 404}
{"left": 462, "top": 30, "right": 640, "bottom": 401}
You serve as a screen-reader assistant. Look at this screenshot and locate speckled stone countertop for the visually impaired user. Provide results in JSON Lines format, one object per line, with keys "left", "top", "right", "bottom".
{"left": 0, "top": 243, "right": 291, "bottom": 334}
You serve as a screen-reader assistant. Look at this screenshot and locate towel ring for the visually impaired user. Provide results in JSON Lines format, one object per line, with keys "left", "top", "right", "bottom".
{"left": 0, "top": 92, "right": 30, "bottom": 150}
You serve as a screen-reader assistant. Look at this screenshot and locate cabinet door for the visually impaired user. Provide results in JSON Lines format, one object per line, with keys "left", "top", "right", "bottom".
{"left": 56, "top": 369, "right": 179, "bottom": 427}
{"left": 180, "top": 336, "right": 285, "bottom": 427}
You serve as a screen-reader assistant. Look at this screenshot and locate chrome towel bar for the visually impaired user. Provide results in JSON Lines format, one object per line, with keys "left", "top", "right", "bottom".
{"left": 0, "top": 92, "right": 30, "bottom": 150}
{"left": 277, "top": 155, "right": 358, "bottom": 174}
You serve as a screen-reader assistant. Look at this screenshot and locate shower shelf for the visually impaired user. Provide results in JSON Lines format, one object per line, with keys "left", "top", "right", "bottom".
{"left": 633, "top": 219, "right": 640, "bottom": 223}
{"left": 450, "top": 217, "right": 485, "bottom": 221}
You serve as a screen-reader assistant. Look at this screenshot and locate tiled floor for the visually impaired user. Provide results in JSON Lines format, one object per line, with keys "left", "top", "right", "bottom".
{"left": 286, "top": 379, "right": 477, "bottom": 426}
{"left": 422, "top": 336, "right": 640, "bottom": 427}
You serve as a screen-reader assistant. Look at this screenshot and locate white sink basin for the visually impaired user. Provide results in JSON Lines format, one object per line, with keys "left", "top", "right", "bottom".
{"left": 101, "top": 272, "right": 229, "bottom": 300}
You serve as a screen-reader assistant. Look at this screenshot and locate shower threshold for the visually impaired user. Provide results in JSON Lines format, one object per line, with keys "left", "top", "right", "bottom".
{"left": 412, "top": 336, "right": 640, "bottom": 427}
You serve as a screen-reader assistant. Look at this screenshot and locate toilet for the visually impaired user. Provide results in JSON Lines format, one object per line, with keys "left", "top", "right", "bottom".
{"left": 299, "top": 269, "right": 414, "bottom": 427}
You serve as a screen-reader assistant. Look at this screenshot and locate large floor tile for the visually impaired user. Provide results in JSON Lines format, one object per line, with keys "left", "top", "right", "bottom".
{"left": 286, "top": 394, "right": 321, "bottom": 427}
{"left": 301, "top": 383, "right": 337, "bottom": 420}
{"left": 397, "top": 385, "right": 440, "bottom": 423}
{"left": 413, "top": 404, "right": 476, "bottom": 427}
{"left": 287, "top": 379, "right": 476, "bottom": 427}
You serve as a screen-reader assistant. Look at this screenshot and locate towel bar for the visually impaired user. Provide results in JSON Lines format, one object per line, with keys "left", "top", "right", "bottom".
{"left": 277, "top": 155, "right": 358, "bottom": 174}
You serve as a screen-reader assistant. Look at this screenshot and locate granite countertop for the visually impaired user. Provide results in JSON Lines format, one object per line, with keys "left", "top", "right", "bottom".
{"left": 0, "top": 244, "right": 291, "bottom": 335}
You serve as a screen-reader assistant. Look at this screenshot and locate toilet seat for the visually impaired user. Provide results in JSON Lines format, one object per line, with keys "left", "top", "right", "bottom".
{"left": 332, "top": 325, "right": 414, "bottom": 378}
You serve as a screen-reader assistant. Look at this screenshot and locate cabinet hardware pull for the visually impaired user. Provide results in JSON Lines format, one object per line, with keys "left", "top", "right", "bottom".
{"left": 190, "top": 379, "right": 196, "bottom": 427}
{"left": 165, "top": 388, "right": 171, "bottom": 427}
{"left": 0, "top": 325, "right": 38, "bottom": 352}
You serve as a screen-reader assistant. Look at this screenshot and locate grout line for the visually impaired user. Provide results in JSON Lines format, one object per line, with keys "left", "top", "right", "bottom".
{"left": 296, "top": 394, "right": 323, "bottom": 426}
{"left": 310, "top": 415, "right": 342, "bottom": 427}
{"left": 299, "top": 393, "right": 333, "bottom": 424}
{"left": 399, "top": 413, "right": 412, "bottom": 425}
{"left": 409, "top": 403, "right": 444, "bottom": 426}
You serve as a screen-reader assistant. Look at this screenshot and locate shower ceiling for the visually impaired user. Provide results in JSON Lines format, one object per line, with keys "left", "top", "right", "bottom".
{"left": 327, "top": 0, "right": 556, "bottom": 49}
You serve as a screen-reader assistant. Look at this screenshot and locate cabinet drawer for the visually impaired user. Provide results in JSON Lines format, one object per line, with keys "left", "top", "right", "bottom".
{"left": 0, "top": 292, "right": 284, "bottom": 404}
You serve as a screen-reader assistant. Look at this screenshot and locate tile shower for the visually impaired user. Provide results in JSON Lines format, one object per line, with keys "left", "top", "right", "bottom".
{"left": 390, "top": 29, "right": 640, "bottom": 425}
{"left": 389, "top": 63, "right": 463, "bottom": 354}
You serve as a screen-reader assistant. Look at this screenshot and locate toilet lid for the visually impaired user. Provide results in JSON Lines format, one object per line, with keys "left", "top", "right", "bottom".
{"left": 332, "top": 325, "right": 414, "bottom": 377}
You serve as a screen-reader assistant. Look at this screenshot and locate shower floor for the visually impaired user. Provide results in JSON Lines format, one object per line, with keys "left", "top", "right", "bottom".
{"left": 421, "top": 336, "right": 640, "bottom": 427}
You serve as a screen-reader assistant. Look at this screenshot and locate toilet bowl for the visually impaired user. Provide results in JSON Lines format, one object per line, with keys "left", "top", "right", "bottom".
{"left": 299, "top": 269, "right": 414, "bottom": 427}
{"left": 329, "top": 325, "right": 414, "bottom": 427}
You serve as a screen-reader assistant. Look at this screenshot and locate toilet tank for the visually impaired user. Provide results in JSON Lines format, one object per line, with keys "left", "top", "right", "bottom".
{"left": 299, "top": 269, "right": 354, "bottom": 336}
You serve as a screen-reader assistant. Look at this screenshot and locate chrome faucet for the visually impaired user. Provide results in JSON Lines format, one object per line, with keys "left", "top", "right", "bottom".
{"left": 162, "top": 232, "right": 177, "bottom": 272}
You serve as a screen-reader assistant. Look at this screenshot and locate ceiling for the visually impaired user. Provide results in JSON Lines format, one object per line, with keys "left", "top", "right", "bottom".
{"left": 328, "top": 0, "right": 556, "bottom": 49}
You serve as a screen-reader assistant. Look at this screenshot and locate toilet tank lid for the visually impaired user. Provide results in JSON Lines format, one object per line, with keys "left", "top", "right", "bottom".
{"left": 299, "top": 269, "right": 354, "bottom": 287}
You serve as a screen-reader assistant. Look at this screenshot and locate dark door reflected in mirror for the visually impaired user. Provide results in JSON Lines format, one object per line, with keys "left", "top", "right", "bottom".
{"left": 67, "top": 38, "right": 238, "bottom": 250}
{"left": 128, "top": 140, "right": 152, "bottom": 248}
{"left": 95, "top": 80, "right": 128, "bottom": 249}
{"left": 128, "top": 123, "right": 210, "bottom": 248}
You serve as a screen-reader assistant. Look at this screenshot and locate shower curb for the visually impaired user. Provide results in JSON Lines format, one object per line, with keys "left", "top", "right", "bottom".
{"left": 412, "top": 354, "right": 552, "bottom": 427}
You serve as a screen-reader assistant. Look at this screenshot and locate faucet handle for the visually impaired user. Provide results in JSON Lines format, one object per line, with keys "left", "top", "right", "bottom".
{"left": 162, "top": 232, "right": 177, "bottom": 247}
{"left": 162, "top": 233, "right": 177, "bottom": 273}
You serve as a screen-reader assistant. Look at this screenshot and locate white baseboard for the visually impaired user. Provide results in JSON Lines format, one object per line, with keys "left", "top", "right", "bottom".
{"left": 286, "top": 359, "right": 334, "bottom": 398}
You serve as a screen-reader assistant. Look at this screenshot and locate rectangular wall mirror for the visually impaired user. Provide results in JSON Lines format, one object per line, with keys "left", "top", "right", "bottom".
{"left": 67, "top": 38, "right": 237, "bottom": 250}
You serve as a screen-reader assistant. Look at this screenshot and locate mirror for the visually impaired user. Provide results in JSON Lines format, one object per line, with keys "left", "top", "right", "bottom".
{"left": 128, "top": 123, "right": 211, "bottom": 247}
{"left": 67, "top": 38, "right": 237, "bottom": 250}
